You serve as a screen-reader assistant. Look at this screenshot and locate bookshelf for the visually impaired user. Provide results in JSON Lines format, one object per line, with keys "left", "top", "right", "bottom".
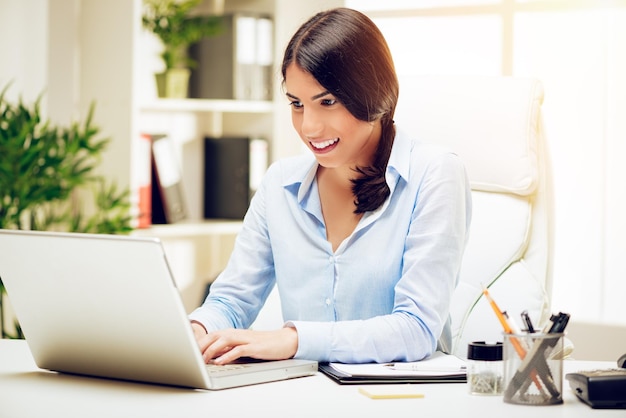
{"left": 134, "top": 0, "right": 345, "bottom": 223}
{"left": 60, "top": 0, "right": 345, "bottom": 309}
{"left": 140, "top": 98, "right": 274, "bottom": 114}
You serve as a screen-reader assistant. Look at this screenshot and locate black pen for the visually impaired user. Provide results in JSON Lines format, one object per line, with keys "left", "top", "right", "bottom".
{"left": 521, "top": 310, "right": 535, "bottom": 333}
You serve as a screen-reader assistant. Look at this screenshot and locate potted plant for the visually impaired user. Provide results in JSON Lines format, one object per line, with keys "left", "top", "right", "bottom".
{"left": 0, "top": 83, "right": 133, "bottom": 338}
{"left": 142, "top": 0, "right": 222, "bottom": 98}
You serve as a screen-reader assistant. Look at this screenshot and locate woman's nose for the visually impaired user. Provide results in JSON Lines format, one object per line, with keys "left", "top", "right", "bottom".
{"left": 300, "top": 109, "right": 324, "bottom": 138}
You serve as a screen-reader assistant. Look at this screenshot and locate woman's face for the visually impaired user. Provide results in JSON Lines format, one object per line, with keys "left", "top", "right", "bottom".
{"left": 284, "top": 63, "right": 381, "bottom": 171}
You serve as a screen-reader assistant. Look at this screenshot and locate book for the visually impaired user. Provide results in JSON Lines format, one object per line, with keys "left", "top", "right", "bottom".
{"left": 249, "top": 137, "right": 269, "bottom": 193}
{"left": 319, "top": 351, "right": 467, "bottom": 385}
{"left": 150, "top": 134, "right": 187, "bottom": 224}
{"left": 133, "top": 133, "right": 152, "bottom": 229}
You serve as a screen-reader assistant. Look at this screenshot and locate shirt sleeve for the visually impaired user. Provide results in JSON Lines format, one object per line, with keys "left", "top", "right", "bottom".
{"left": 289, "top": 151, "right": 472, "bottom": 363}
{"left": 188, "top": 167, "right": 277, "bottom": 332}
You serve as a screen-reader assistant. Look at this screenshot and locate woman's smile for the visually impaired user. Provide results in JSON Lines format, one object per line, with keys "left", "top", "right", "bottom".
{"left": 310, "top": 138, "right": 340, "bottom": 153}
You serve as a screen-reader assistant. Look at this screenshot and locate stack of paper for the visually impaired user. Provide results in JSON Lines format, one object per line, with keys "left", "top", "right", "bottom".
{"left": 320, "top": 351, "right": 467, "bottom": 384}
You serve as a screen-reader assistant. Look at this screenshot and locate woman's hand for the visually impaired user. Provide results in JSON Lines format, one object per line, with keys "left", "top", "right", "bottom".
{"left": 191, "top": 324, "right": 299, "bottom": 365}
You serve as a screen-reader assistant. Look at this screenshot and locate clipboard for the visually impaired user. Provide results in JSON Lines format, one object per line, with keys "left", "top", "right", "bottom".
{"left": 318, "top": 352, "right": 467, "bottom": 385}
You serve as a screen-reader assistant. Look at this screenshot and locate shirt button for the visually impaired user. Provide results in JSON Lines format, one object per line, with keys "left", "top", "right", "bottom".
{"left": 329, "top": 256, "right": 334, "bottom": 263}
{"left": 325, "top": 298, "right": 331, "bottom": 306}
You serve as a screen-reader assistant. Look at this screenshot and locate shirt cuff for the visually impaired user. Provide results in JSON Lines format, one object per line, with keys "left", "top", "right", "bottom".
{"left": 285, "top": 320, "right": 332, "bottom": 361}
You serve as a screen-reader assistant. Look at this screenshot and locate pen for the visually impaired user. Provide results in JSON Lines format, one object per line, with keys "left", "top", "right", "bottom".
{"left": 384, "top": 363, "right": 466, "bottom": 372}
{"left": 503, "top": 311, "right": 523, "bottom": 335}
{"left": 521, "top": 310, "right": 535, "bottom": 333}
{"left": 504, "top": 311, "right": 530, "bottom": 350}
{"left": 547, "top": 312, "right": 570, "bottom": 334}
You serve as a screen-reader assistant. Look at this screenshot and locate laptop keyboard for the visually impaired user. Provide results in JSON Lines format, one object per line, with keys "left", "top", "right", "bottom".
{"left": 205, "top": 363, "right": 250, "bottom": 374}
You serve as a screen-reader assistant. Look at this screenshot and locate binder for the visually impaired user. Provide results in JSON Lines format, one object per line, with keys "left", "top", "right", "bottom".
{"left": 135, "top": 133, "right": 152, "bottom": 229}
{"left": 252, "top": 16, "right": 273, "bottom": 101}
{"left": 150, "top": 134, "right": 187, "bottom": 224}
{"left": 203, "top": 136, "right": 250, "bottom": 219}
{"left": 189, "top": 13, "right": 273, "bottom": 101}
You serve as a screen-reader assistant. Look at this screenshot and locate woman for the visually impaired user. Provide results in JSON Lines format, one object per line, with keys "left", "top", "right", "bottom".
{"left": 190, "top": 7, "right": 471, "bottom": 364}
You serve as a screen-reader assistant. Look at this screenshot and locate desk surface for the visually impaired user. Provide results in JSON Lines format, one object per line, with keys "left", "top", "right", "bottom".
{"left": 0, "top": 340, "right": 622, "bottom": 418}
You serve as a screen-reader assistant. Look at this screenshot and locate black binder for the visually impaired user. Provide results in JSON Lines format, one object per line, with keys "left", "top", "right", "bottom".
{"left": 203, "top": 137, "right": 250, "bottom": 219}
{"left": 189, "top": 13, "right": 272, "bottom": 101}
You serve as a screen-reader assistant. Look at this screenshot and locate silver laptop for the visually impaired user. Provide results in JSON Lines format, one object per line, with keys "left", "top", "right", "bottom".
{"left": 0, "top": 229, "right": 317, "bottom": 390}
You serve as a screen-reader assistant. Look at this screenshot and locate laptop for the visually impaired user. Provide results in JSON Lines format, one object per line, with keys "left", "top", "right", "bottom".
{"left": 0, "top": 229, "right": 317, "bottom": 390}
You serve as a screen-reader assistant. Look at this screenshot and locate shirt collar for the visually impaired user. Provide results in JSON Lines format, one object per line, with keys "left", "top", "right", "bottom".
{"left": 387, "top": 127, "right": 411, "bottom": 184}
{"left": 282, "top": 126, "right": 413, "bottom": 203}
{"left": 281, "top": 153, "right": 318, "bottom": 202}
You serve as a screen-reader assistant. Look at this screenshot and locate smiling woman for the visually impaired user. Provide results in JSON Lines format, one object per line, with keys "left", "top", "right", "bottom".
{"left": 283, "top": 63, "right": 382, "bottom": 251}
{"left": 281, "top": 7, "right": 398, "bottom": 214}
{"left": 188, "top": 7, "right": 472, "bottom": 366}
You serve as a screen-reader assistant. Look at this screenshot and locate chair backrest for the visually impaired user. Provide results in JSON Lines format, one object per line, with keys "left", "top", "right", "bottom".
{"left": 394, "top": 75, "right": 554, "bottom": 358}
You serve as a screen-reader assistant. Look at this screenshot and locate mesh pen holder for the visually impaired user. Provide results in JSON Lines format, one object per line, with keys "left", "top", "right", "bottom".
{"left": 503, "top": 332, "right": 564, "bottom": 405}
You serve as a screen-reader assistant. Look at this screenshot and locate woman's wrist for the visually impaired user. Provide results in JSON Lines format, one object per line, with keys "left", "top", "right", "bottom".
{"left": 282, "top": 324, "right": 299, "bottom": 358}
{"left": 191, "top": 320, "right": 207, "bottom": 336}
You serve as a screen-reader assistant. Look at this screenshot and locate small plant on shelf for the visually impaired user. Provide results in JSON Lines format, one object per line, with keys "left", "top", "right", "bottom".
{"left": 142, "top": 0, "right": 222, "bottom": 98}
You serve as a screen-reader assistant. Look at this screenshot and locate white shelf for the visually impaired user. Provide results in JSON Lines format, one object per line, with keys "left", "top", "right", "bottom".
{"left": 140, "top": 98, "right": 274, "bottom": 114}
{"left": 132, "top": 220, "right": 243, "bottom": 239}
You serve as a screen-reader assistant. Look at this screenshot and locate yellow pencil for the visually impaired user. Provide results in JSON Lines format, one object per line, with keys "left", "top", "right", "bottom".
{"left": 482, "top": 286, "right": 545, "bottom": 394}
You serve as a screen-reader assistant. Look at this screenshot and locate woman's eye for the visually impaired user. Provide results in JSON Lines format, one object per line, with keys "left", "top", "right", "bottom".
{"left": 321, "top": 99, "right": 336, "bottom": 106}
{"left": 289, "top": 100, "right": 303, "bottom": 109}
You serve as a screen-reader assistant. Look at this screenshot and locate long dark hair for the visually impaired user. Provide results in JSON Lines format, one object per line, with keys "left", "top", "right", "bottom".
{"left": 281, "top": 8, "right": 399, "bottom": 213}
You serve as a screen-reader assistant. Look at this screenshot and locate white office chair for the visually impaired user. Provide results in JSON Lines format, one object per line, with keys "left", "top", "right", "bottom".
{"left": 394, "top": 75, "right": 554, "bottom": 358}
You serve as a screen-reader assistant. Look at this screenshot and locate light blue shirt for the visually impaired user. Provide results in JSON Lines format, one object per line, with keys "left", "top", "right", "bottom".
{"left": 189, "top": 128, "right": 472, "bottom": 363}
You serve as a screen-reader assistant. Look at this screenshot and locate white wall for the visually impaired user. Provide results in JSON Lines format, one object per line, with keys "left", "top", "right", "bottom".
{"left": 0, "top": 0, "right": 48, "bottom": 105}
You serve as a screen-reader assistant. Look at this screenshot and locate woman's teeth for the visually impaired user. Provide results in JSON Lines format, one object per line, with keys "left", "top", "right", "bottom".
{"left": 311, "top": 138, "right": 339, "bottom": 149}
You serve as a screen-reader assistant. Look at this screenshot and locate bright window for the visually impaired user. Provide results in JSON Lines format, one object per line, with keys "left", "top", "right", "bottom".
{"left": 347, "top": 0, "right": 626, "bottom": 324}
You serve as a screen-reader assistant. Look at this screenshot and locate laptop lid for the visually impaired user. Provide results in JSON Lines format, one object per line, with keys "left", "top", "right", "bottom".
{"left": 0, "top": 229, "right": 317, "bottom": 389}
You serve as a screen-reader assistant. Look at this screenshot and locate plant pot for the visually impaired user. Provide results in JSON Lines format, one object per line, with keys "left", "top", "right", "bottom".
{"left": 155, "top": 68, "right": 191, "bottom": 98}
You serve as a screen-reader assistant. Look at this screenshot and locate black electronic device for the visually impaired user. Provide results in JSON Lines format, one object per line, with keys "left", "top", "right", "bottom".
{"left": 566, "top": 355, "right": 626, "bottom": 409}
{"left": 618, "top": 353, "right": 626, "bottom": 369}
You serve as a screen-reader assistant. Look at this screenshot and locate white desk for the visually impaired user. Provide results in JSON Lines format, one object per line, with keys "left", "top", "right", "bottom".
{"left": 0, "top": 340, "right": 622, "bottom": 418}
